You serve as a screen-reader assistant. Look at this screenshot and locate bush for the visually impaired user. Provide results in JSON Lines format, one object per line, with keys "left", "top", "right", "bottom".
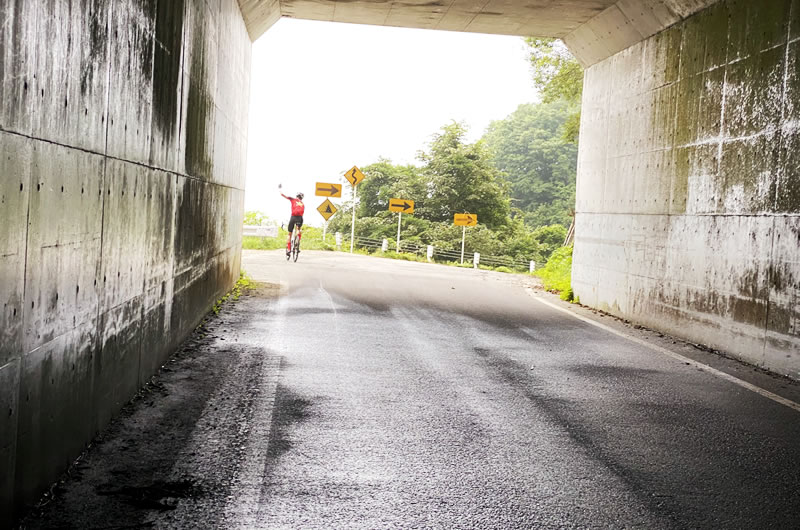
{"left": 535, "top": 246, "right": 574, "bottom": 301}
{"left": 377, "top": 251, "right": 423, "bottom": 262}
{"left": 242, "top": 235, "right": 284, "bottom": 250}
{"left": 494, "top": 266, "right": 513, "bottom": 274}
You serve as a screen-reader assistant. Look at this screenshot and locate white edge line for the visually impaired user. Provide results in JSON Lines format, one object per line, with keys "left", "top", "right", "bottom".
{"left": 526, "top": 288, "right": 800, "bottom": 414}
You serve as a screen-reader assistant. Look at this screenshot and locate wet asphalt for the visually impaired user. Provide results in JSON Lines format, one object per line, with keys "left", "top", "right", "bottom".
{"left": 19, "top": 249, "right": 800, "bottom": 529}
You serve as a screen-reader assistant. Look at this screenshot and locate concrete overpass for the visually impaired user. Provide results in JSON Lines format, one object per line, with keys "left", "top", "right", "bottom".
{"left": 1, "top": 0, "right": 798, "bottom": 522}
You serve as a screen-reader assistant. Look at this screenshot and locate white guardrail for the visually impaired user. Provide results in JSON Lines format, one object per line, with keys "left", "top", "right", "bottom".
{"left": 242, "top": 225, "right": 278, "bottom": 238}
{"left": 348, "top": 235, "right": 536, "bottom": 272}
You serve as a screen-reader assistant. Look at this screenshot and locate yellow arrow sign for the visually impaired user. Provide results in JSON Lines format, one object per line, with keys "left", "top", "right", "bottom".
{"left": 315, "top": 182, "right": 342, "bottom": 197}
{"left": 343, "top": 165, "right": 366, "bottom": 187}
{"left": 454, "top": 213, "right": 478, "bottom": 226}
{"left": 388, "top": 198, "right": 414, "bottom": 214}
{"left": 317, "top": 199, "right": 338, "bottom": 221}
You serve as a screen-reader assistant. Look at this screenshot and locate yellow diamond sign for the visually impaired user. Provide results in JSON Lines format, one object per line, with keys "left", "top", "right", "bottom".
{"left": 317, "top": 199, "right": 338, "bottom": 221}
{"left": 344, "top": 165, "right": 366, "bottom": 187}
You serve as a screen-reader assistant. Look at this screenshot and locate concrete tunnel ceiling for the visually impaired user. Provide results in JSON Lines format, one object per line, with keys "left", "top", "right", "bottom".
{"left": 237, "top": 0, "right": 720, "bottom": 66}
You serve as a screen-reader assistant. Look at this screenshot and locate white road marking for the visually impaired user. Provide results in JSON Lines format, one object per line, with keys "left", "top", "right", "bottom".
{"left": 221, "top": 295, "right": 290, "bottom": 529}
{"left": 527, "top": 289, "right": 800, "bottom": 414}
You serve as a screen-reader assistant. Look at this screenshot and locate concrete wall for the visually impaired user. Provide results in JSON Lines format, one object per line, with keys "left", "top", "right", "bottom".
{"left": 574, "top": 0, "right": 800, "bottom": 380}
{"left": 0, "top": 0, "right": 251, "bottom": 522}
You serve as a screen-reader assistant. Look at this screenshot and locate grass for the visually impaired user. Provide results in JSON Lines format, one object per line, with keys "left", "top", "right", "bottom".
{"left": 212, "top": 271, "right": 253, "bottom": 314}
{"left": 242, "top": 225, "right": 336, "bottom": 252}
{"left": 534, "top": 246, "right": 575, "bottom": 301}
{"left": 373, "top": 250, "right": 426, "bottom": 262}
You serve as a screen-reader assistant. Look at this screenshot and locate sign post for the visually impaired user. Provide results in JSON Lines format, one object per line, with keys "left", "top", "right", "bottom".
{"left": 461, "top": 225, "right": 466, "bottom": 264}
{"left": 453, "top": 213, "right": 478, "bottom": 265}
{"left": 396, "top": 212, "right": 402, "bottom": 252}
{"left": 344, "top": 166, "right": 365, "bottom": 254}
{"left": 388, "top": 199, "right": 415, "bottom": 254}
{"left": 350, "top": 184, "right": 357, "bottom": 253}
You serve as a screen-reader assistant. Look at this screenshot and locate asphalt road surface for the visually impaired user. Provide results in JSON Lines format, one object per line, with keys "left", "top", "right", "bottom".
{"left": 20, "top": 250, "right": 800, "bottom": 529}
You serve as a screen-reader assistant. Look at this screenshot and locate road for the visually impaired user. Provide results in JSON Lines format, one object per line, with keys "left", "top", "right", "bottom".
{"left": 20, "top": 250, "right": 800, "bottom": 529}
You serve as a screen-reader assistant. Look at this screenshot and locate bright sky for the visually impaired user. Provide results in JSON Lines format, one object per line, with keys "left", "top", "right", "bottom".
{"left": 245, "top": 18, "right": 539, "bottom": 226}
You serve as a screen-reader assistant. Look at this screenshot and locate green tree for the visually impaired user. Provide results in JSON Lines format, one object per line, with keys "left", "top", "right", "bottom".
{"left": 243, "top": 210, "right": 270, "bottom": 225}
{"left": 418, "top": 122, "right": 511, "bottom": 230}
{"left": 483, "top": 101, "right": 577, "bottom": 228}
{"left": 524, "top": 38, "right": 583, "bottom": 143}
{"left": 356, "top": 159, "right": 426, "bottom": 218}
{"left": 532, "top": 224, "right": 568, "bottom": 258}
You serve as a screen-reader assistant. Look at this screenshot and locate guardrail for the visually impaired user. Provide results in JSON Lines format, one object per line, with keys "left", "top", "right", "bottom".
{"left": 242, "top": 225, "right": 278, "bottom": 238}
{"left": 346, "top": 235, "right": 535, "bottom": 272}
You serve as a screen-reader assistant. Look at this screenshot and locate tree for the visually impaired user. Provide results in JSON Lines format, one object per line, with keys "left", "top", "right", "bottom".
{"left": 356, "top": 159, "right": 426, "bottom": 218}
{"left": 243, "top": 210, "right": 270, "bottom": 225}
{"left": 483, "top": 101, "right": 577, "bottom": 228}
{"left": 532, "top": 224, "right": 568, "bottom": 258}
{"left": 524, "top": 38, "right": 583, "bottom": 143}
{"left": 418, "top": 122, "right": 511, "bottom": 230}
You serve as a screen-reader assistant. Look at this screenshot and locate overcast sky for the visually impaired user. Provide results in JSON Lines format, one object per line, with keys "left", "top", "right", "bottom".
{"left": 244, "top": 18, "right": 539, "bottom": 225}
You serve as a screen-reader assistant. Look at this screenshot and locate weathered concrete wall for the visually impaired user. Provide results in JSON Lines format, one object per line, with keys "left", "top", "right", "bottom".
{"left": 0, "top": 0, "right": 251, "bottom": 522}
{"left": 574, "top": 0, "right": 800, "bottom": 379}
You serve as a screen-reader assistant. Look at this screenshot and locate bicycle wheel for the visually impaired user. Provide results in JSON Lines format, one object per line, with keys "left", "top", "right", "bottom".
{"left": 292, "top": 236, "right": 300, "bottom": 262}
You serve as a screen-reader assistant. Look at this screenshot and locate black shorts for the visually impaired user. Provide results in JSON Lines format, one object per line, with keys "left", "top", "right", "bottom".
{"left": 288, "top": 215, "right": 304, "bottom": 233}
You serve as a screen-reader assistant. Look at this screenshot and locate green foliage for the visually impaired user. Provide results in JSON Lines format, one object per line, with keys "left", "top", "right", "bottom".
{"left": 534, "top": 246, "right": 574, "bottom": 301}
{"left": 375, "top": 250, "right": 424, "bottom": 262}
{"left": 531, "top": 224, "right": 568, "bottom": 258}
{"left": 345, "top": 124, "right": 511, "bottom": 232}
{"left": 242, "top": 236, "right": 284, "bottom": 251}
{"left": 243, "top": 210, "right": 270, "bottom": 226}
{"left": 418, "top": 122, "right": 511, "bottom": 230}
{"left": 483, "top": 101, "right": 577, "bottom": 228}
{"left": 523, "top": 38, "right": 583, "bottom": 143}
{"left": 525, "top": 38, "right": 583, "bottom": 104}
{"left": 357, "top": 160, "right": 426, "bottom": 218}
{"left": 242, "top": 225, "right": 335, "bottom": 252}
{"left": 212, "top": 271, "right": 253, "bottom": 314}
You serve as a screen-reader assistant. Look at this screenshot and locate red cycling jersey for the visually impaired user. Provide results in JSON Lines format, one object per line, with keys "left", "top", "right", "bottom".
{"left": 289, "top": 198, "right": 305, "bottom": 216}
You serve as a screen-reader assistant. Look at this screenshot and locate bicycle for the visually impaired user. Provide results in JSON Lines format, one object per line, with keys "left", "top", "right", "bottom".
{"left": 287, "top": 226, "right": 300, "bottom": 262}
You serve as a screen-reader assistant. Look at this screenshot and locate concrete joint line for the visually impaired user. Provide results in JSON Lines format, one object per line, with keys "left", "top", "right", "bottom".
{"left": 525, "top": 289, "right": 800, "bottom": 414}
{"left": 0, "top": 127, "right": 244, "bottom": 192}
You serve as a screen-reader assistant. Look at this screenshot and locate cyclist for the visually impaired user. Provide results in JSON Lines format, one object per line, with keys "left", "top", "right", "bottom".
{"left": 279, "top": 185, "right": 305, "bottom": 256}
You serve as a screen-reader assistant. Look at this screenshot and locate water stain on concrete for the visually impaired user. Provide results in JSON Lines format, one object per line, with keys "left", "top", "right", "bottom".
{"left": 151, "top": 0, "right": 185, "bottom": 147}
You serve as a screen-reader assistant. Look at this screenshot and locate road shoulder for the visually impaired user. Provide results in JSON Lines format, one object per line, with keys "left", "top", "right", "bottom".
{"left": 526, "top": 286, "right": 800, "bottom": 412}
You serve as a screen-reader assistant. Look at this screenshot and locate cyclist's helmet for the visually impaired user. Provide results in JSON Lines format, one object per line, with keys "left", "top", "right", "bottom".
{"left": 296, "top": 192, "right": 304, "bottom": 200}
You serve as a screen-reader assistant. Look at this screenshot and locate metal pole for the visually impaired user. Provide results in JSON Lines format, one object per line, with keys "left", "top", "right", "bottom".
{"left": 323, "top": 221, "right": 327, "bottom": 242}
{"left": 396, "top": 212, "right": 402, "bottom": 253}
{"left": 350, "top": 183, "right": 357, "bottom": 253}
{"left": 460, "top": 225, "right": 466, "bottom": 264}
